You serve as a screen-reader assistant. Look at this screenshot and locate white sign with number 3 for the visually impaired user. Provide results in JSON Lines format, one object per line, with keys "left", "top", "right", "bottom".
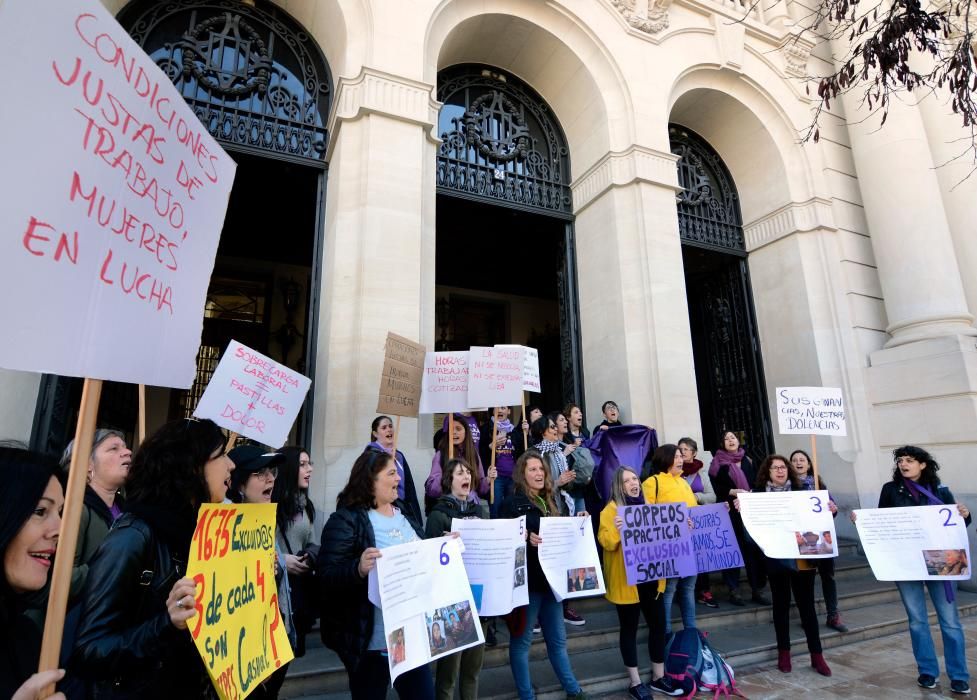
{"left": 738, "top": 491, "right": 838, "bottom": 559}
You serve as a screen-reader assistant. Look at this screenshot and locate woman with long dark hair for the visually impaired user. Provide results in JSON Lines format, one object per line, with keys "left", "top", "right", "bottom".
{"left": 739, "top": 455, "right": 832, "bottom": 677}
{"left": 426, "top": 414, "right": 492, "bottom": 506}
{"left": 71, "top": 418, "right": 233, "bottom": 698}
{"left": 273, "top": 445, "right": 320, "bottom": 657}
{"left": 368, "top": 416, "right": 422, "bottom": 525}
{"left": 317, "top": 449, "right": 433, "bottom": 699}
{"left": 0, "top": 445, "right": 68, "bottom": 700}
{"left": 708, "top": 430, "right": 768, "bottom": 606}
{"left": 500, "top": 450, "right": 588, "bottom": 700}
{"left": 873, "top": 446, "right": 971, "bottom": 694}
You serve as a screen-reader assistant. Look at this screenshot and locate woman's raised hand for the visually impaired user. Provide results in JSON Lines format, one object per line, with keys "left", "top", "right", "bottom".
{"left": 528, "top": 532, "right": 542, "bottom": 547}
{"left": 614, "top": 515, "right": 625, "bottom": 530}
{"left": 358, "top": 547, "right": 382, "bottom": 578}
{"left": 166, "top": 576, "right": 199, "bottom": 630}
{"left": 958, "top": 503, "right": 971, "bottom": 520}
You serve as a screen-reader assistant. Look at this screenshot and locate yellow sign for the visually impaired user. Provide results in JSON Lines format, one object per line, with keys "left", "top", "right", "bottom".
{"left": 187, "top": 503, "right": 294, "bottom": 700}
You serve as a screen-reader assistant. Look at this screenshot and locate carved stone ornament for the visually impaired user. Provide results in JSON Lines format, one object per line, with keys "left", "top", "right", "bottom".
{"left": 609, "top": 0, "right": 672, "bottom": 34}
{"left": 780, "top": 36, "right": 813, "bottom": 78}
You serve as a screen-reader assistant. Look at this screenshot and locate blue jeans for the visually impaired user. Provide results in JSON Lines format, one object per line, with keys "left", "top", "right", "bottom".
{"left": 509, "top": 589, "right": 582, "bottom": 699}
{"left": 490, "top": 476, "right": 515, "bottom": 518}
{"left": 663, "top": 575, "right": 697, "bottom": 634}
{"left": 897, "top": 580, "right": 969, "bottom": 682}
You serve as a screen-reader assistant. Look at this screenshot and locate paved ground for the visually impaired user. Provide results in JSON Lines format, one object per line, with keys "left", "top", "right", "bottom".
{"left": 600, "top": 616, "right": 977, "bottom": 699}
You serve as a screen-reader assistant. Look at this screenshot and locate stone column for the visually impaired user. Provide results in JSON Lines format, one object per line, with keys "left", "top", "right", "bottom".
{"left": 572, "top": 146, "right": 703, "bottom": 441}
{"left": 310, "top": 67, "right": 440, "bottom": 510}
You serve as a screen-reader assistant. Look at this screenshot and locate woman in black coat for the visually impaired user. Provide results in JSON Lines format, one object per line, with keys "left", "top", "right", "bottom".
{"left": 71, "top": 418, "right": 233, "bottom": 699}
{"left": 0, "top": 445, "right": 68, "bottom": 700}
{"left": 317, "top": 448, "right": 433, "bottom": 699}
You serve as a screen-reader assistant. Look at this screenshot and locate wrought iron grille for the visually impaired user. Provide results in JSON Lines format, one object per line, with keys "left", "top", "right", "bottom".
{"left": 119, "top": 0, "right": 331, "bottom": 164}
{"left": 670, "top": 126, "right": 745, "bottom": 254}
{"left": 437, "top": 65, "right": 573, "bottom": 218}
{"left": 178, "top": 344, "right": 222, "bottom": 418}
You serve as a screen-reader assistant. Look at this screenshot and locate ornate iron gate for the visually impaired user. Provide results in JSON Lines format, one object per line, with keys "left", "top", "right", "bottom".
{"left": 436, "top": 65, "right": 583, "bottom": 407}
{"left": 671, "top": 125, "right": 774, "bottom": 463}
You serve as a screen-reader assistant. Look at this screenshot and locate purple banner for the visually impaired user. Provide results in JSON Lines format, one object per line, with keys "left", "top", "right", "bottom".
{"left": 586, "top": 425, "right": 658, "bottom": 501}
{"left": 620, "top": 503, "right": 697, "bottom": 585}
{"left": 689, "top": 503, "right": 743, "bottom": 574}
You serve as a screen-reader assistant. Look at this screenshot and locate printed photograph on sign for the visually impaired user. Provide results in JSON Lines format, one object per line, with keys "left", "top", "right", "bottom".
{"left": 923, "top": 549, "right": 969, "bottom": 576}
{"left": 388, "top": 627, "right": 407, "bottom": 667}
{"left": 515, "top": 546, "right": 526, "bottom": 568}
{"left": 514, "top": 568, "right": 525, "bottom": 587}
{"left": 425, "top": 600, "right": 479, "bottom": 659}
{"left": 566, "top": 567, "right": 599, "bottom": 593}
{"left": 796, "top": 530, "right": 834, "bottom": 555}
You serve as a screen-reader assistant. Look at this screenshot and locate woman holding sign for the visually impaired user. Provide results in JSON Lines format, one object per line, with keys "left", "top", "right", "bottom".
{"left": 599, "top": 466, "right": 681, "bottom": 700}
{"left": 369, "top": 416, "right": 423, "bottom": 526}
{"left": 425, "top": 458, "right": 486, "bottom": 700}
{"left": 72, "top": 418, "right": 232, "bottom": 698}
{"left": 741, "top": 455, "right": 832, "bottom": 677}
{"left": 317, "top": 448, "right": 433, "bottom": 699}
{"left": 0, "top": 445, "right": 69, "bottom": 700}
{"left": 874, "top": 446, "right": 972, "bottom": 694}
{"left": 426, "top": 415, "right": 492, "bottom": 510}
{"left": 500, "top": 450, "right": 588, "bottom": 700}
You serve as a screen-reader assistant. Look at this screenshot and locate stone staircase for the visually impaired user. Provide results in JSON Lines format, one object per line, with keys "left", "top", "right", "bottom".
{"left": 280, "top": 539, "right": 977, "bottom": 699}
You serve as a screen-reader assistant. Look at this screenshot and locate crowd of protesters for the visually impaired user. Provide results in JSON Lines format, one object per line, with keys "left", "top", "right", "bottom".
{"left": 0, "top": 400, "right": 971, "bottom": 700}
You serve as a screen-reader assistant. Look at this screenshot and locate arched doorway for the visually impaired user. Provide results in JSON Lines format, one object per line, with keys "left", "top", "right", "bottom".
{"left": 31, "top": 0, "right": 331, "bottom": 453}
{"left": 671, "top": 125, "right": 774, "bottom": 464}
{"left": 435, "top": 64, "right": 584, "bottom": 413}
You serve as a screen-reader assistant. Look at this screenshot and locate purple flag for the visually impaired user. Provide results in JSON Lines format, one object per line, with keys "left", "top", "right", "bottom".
{"left": 586, "top": 424, "right": 658, "bottom": 501}
{"left": 689, "top": 503, "right": 743, "bottom": 574}
{"left": 620, "top": 503, "right": 698, "bottom": 585}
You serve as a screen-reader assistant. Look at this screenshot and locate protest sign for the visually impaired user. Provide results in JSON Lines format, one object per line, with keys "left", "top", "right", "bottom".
{"left": 496, "top": 344, "right": 541, "bottom": 393}
{"left": 419, "top": 351, "right": 472, "bottom": 414}
{"left": 538, "top": 516, "right": 606, "bottom": 601}
{"left": 373, "top": 536, "right": 483, "bottom": 683}
{"left": 187, "top": 503, "right": 293, "bottom": 700}
{"left": 619, "top": 504, "right": 697, "bottom": 585}
{"left": 376, "top": 333, "right": 425, "bottom": 417}
{"left": 738, "top": 491, "right": 838, "bottom": 559}
{"left": 0, "top": 0, "right": 235, "bottom": 388}
{"left": 776, "top": 387, "right": 847, "bottom": 436}
{"left": 689, "top": 503, "right": 743, "bottom": 574}
{"left": 468, "top": 346, "right": 523, "bottom": 409}
{"left": 193, "top": 340, "right": 311, "bottom": 448}
{"left": 854, "top": 505, "right": 971, "bottom": 581}
{"left": 451, "top": 517, "right": 529, "bottom": 616}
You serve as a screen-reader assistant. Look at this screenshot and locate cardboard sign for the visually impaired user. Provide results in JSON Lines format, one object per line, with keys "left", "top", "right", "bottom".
{"left": 775, "top": 387, "right": 847, "bottom": 436}
{"left": 0, "top": 0, "right": 235, "bottom": 388}
{"left": 854, "top": 505, "right": 972, "bottom": 581}
{"left": 373, "top": 537, "right": 484, "bottom": 683}
{"left": 187, "top": 504, "right": 294, "bottom": 700}
{"left": 689, "top": 503, "right": 744, "bottom": 574}
{"left": 468, "top": 346, "right": 523, "bottom": 408}
{"left": 496, "top": 344, "right": 541, "bottom": 392}
{"left": 738, "top": 490, "right": 838, "bottom": 559}
{"left": 193, "top": 340, "right": 311, "bottom": 448}
{"left": 376, "top": 333, "right": 425, "bottom": 417}
{"left": 419, "top": 351, "right": 471, "bottom": 414}
{"left": 619, "top": 504, "right": 697, "bottom": 585}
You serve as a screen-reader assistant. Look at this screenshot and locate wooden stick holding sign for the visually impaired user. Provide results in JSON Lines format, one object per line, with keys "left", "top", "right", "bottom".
{"left": 810, "top": 434, "right": 821, "bottom": 490}
{"left": 391, "top": 415, "right": 400, "bottom": 464}
{"left": 522, "top": 392, "right": 529, "bottom": 451}
{"left": 38, "top": 378, "right": 104, "bottom": 695}
{"left": 137, "top": 384, "right": 146, "bottom": 447}
{"left": 448, "top": 413, "right": 455, "bottom": 460}
{"left": 226, "top": 431, "right": 238, "bottom": 453}
{"left": 489, "top": 415, "right": 498, "bottom": 505}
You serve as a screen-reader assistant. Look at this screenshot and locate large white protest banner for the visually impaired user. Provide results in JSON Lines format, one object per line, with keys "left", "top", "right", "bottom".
{"left": 0, "top": 0, "right": 235, "bottom": 388}
{"left": 496, "top": 344, "right": 541, "bottom": 393}
{"left": 854, "top": 506, "right": 971, "bottom": 581}
{"left": 419, "top": 351, "right": 471, "bottom": 414}
{"left": 738, "top": 491, "right": 838, "bottom": 559}
{"left": 775, "top": 387, "right": 847, "bottom": 436}
{"left": 193, "top": 340, "right": 311, "bottom": 448}
{"left": 451, "top": 517, "right": 529, "bottom": 616}
{"left": 468, "top": 346, "right": 523, "bottom": 409}
{"left": 373, "top": 536, "right": 483, "bottom": 683}
{"left": 538, "top": 516, "right": 606, "bottom": 602}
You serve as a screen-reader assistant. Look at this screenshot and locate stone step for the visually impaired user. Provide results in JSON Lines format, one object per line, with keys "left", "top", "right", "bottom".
{"left": 283, "top": 589, "right": 977, "bottom": 699}
{"left": 282, "top": 554, "right": 894, "bottom": 697}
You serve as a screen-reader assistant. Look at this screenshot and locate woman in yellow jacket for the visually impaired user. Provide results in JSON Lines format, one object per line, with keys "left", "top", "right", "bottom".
{"left": 642, "top": 444, "right": 700, "bottom": 635}
{"left": 599, "top": 466, "right": 683, "bottom": 700}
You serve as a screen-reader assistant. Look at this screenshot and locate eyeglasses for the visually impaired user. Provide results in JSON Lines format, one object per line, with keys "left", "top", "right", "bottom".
{"left": 770, "top": 465, "right": 789, "bottom": 472}
{"left": 254, "top": 466, "right": 278, "bottom": 479}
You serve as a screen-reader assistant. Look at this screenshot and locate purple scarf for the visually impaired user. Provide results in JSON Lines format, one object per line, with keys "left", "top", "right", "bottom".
{"left": 624, "top": 493, "right": 645, "bottom": 506}
{"left": 709, "top": 448, "right": 751, "bottom": 492}
{"left": 904, "top": 478, "right": 956, "bottom": 603}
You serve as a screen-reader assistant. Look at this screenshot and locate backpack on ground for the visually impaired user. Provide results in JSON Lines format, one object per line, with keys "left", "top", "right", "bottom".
{"left": 664, "top": 628, "right": 745, "bottom": 698}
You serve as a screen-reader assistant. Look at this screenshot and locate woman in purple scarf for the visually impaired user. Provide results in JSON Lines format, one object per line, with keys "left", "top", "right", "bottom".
{"left": 707, "top": 431, "right": 770, "bottom": 606}
{"left": 869, "top": 445, "right": 972, "bottom": 694}
{"left": 367, "top": 415, "right": 423, "bottom": 526}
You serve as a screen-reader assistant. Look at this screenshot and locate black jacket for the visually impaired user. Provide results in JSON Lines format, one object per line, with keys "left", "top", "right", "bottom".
{"left": 709, "top": 455, "right": 757, "bottom": 504}
{"left": 316, "top": 502, "right": 423, "bottom": 673}
{"left": 425, "top": 495, "right": 483, "bottom": 538}
{"left": 499, "top": 492, "right": 549, "bottom": 592}
{"left": 879, "top": 480, "right": 973, "bottom": 526}
{"left": 71, "top": 514, "right": 214, "bottom": 699}
{"left": 0, "top": 594, "right": 42, "bottom": 699}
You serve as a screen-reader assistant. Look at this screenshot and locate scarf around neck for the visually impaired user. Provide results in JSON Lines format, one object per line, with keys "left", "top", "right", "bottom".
{"left": 534, "top": 440, "right": 575, "bottom": 515}
{"left": 709, "top": 448, "right": 750, "bottom": 492}
{"left": 681, "top": 458, "right": 704, "bottom": 478}
{"left": 765, "top": 481, "right": 792, "bottom": 492}
{"left": 624, "top": 493, "right": 645, "bottom": 506}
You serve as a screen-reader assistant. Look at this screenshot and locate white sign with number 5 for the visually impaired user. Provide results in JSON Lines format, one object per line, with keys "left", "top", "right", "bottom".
{"left": 738, "top": 491, "right": 838, "bottom": 559}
